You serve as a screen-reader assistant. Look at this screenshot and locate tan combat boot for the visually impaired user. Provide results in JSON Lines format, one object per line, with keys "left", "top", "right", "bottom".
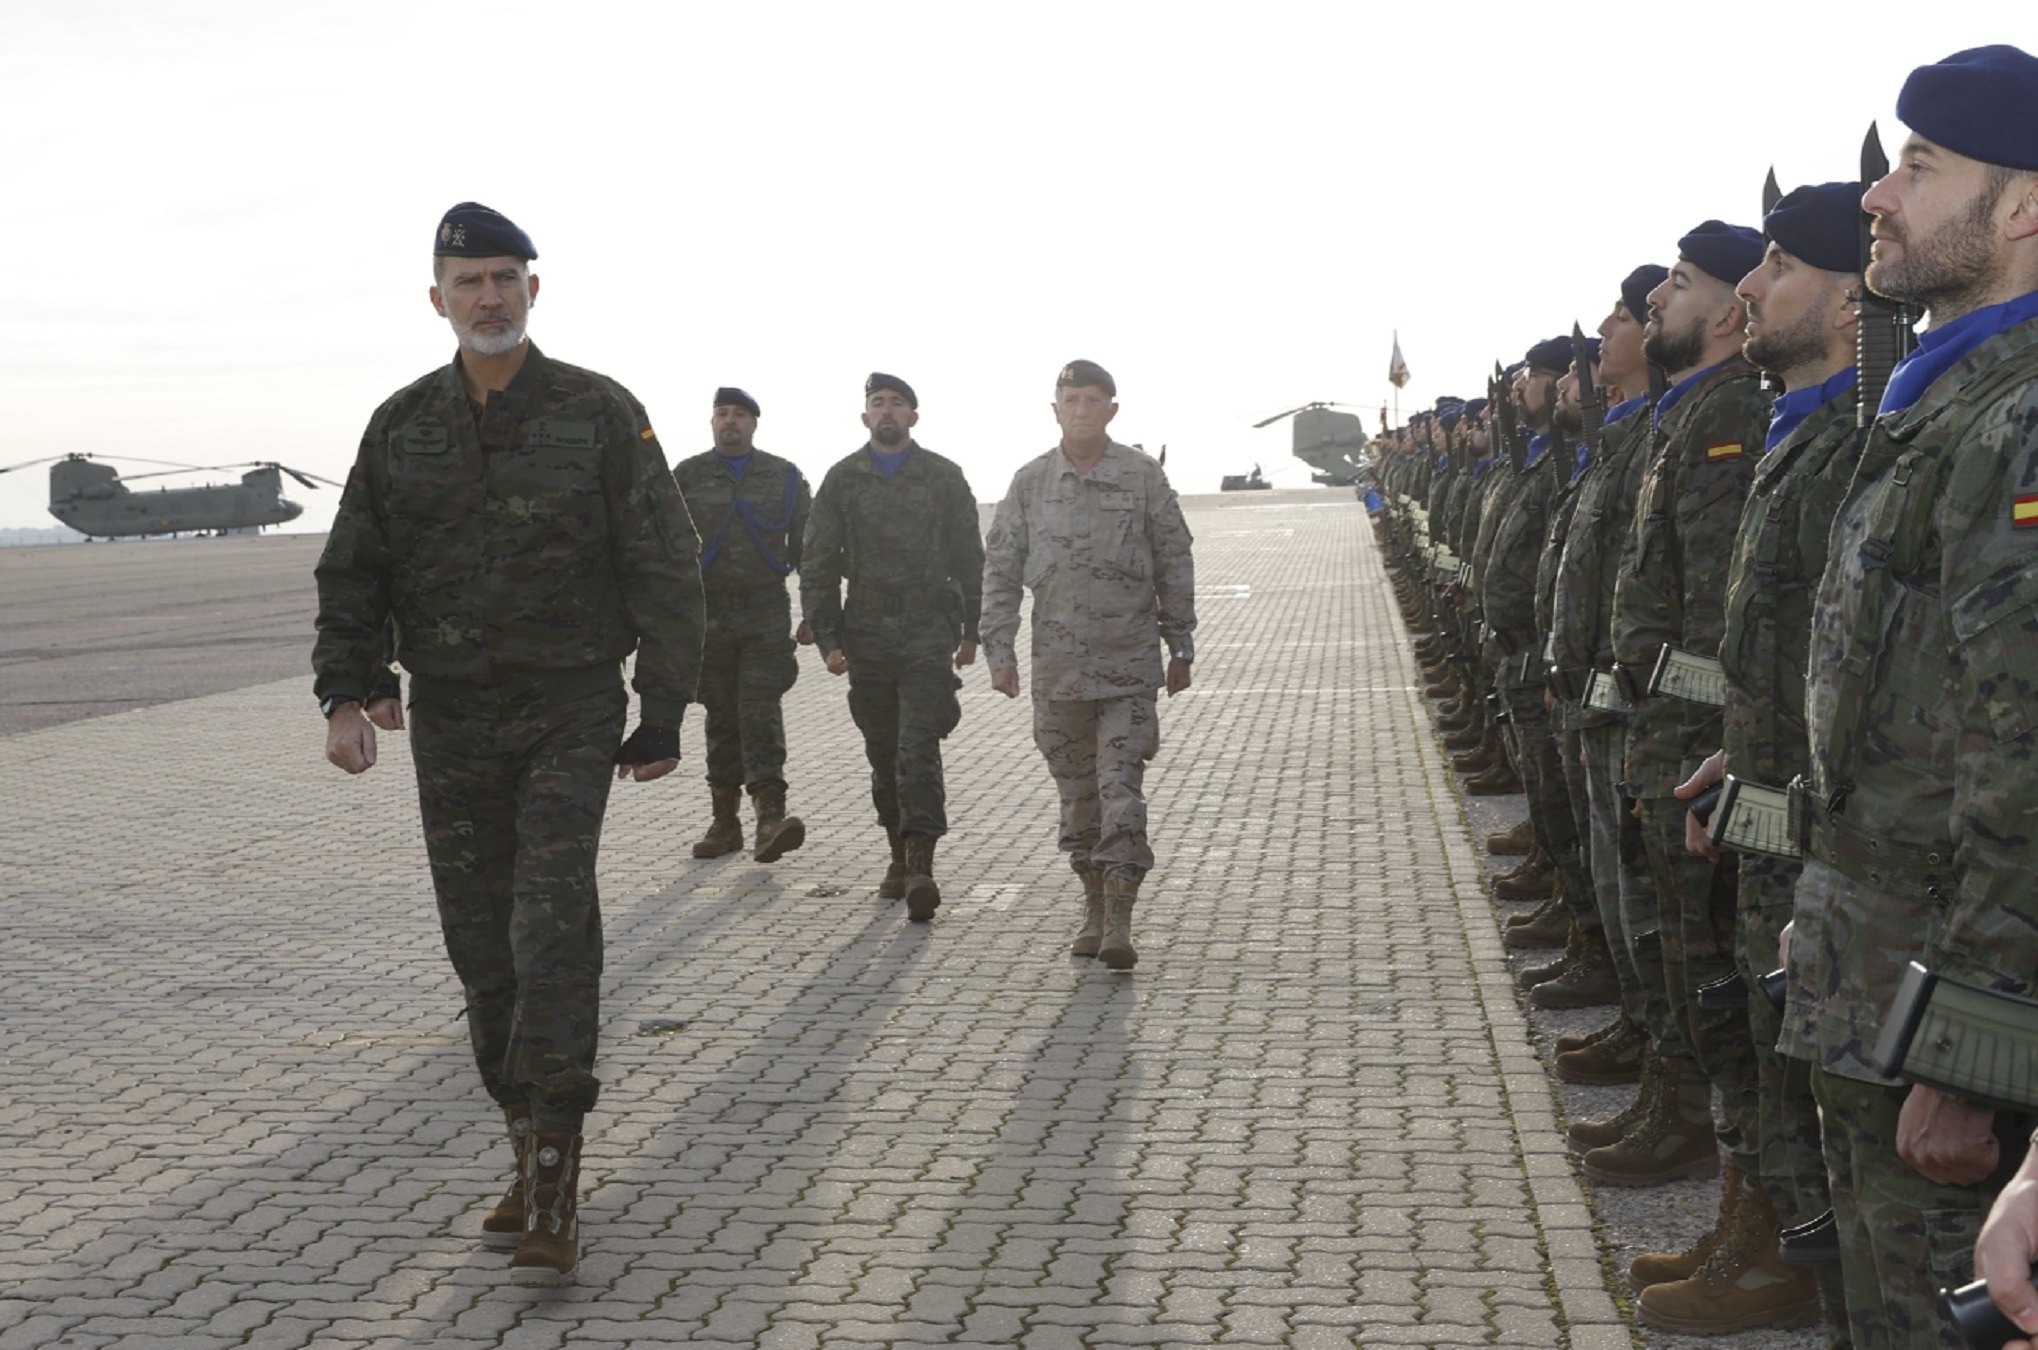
{"left": 510, "top": 1132, "right": 582, "bottom": 1285}
{"left": 1637, "top": 1172, "right": 1822, "bottom": 1332}
{"left": 1441, "top": 720, "right": 1484, "bottom": 749}
{"left": 1556, "top": 1009, "right": 1627, "bottom": 1055}
{"left": 1465, "top": 762, "right": 1524, "bottom": 795}
{"left": 1629, "top": 1163, "right": 1739, "bottom": 1289}
{"left": 1517, "top": 919, "right": 1580, "bottom": 990}
{"left": 878, "top": 827, "right": 907, "bottom": 899}
{"left": 750, "top": 784, "right": 805, "bottom": 864}
{"left": 1099, "top": 874, "right": 1139, "bottom": 970}
{"left": 1555, "top": 1012, "right": 1645, "bottom": 1084}
{"left": 1581, "top": 1056, "right": 1719, "bottom": 1186}
{"left": 1531, "top": 927, "right": 1621, "bottom": 1010}
{"left": 1567, "top": 1048, "right": 1662, "bottom": 1154}
{"left": 1502, "top": 894, "right": 1569, "bottom": 950}
{"left": 1486, "top": 818, "right": 1535, "bottom": 856}
{"left": 903, "top": 835, "right": 941, "bottom": 922}
{"left": 1451, "top": 740, "right": 1498, "bottom": 773}
{"left": 692, "top": 787, "right": 744, "bottom": 858}
{"left": 481, "top": 1103, "right": 532, "bottom": 1247}
{"left": 1492, "top": 852, "right": 1556, "bottom": 900}
{"left": 1070, "top": 866, "right": 1106, "bottom": 958}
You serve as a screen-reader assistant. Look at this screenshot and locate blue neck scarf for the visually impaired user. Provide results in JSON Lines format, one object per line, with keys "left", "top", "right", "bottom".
{"left": 869, "top": 443, "right": 914, "bottom": 480}
{"left": 1471, "top": 456, "right": 1495, "bottom": 482}
{"left": 1880, "top": 289, "right": 2038, "bottom": 415}
{"left": 1767, "top": 367, "right": 1857, "bottom": 450}
{"left": 1654, "top": 358, "right": 1735, "bottom": 427}
{"left": 1435, "top": 452, "right": 1449, "bottom": 472}
{"left": 718, "top": 451, "right": 753, "bottom": 479}
{"left": 1525, "top": 430, "right": 1551, "bottom": 469}
{"left": 1572, "top": 396, "right": 1650, "bottom": 484}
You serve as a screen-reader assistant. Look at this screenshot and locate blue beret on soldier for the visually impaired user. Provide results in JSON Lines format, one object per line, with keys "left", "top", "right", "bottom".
{"left": 865, "top": 372, "right": 917, "bottom": 408}
{"left": 1437, "top": 398, "right": 1465, "bottom": 430}
{"left": 1899, "top": 45, "right": 2038, "bottom": 171}
{"left": 1678, "top": 220, "right": 1765, "bottom": 286}
{"left": 1577, "top": 337, "right": 1603, "bottom": 364}
{"left": 1524, "top": 335, "right": 1575, "bottom": 373}
{"left": 1764, "top": 182, "right": 1864, "bottom": 274}
{"left": 1057, "top": 360, "right": 1116, "bottom": 397}
{"left": 1621, "top": 264, "right": 1669, "bottom": 323}
{"left": 433, "top": 201, "right": 536, "bottom": 259}
{"left": 714, "top": 387, "right": 760, "bottom": 417}
{"left": 1464, "top": 397, "right": 1488, "bottom": 420}
{"left": 1502, "top": 360, "right": 1527, "bottom": 378}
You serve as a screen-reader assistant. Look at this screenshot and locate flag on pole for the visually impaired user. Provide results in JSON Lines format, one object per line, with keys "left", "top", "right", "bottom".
{"left": 1388, "top": 331, "right": 1411, "bottom": 388}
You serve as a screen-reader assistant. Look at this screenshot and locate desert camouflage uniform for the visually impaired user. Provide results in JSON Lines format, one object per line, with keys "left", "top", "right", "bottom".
{"left": 802, "top": 443, "right": 983, "bottom": 838}
{"left": 673, "top": 447, "right": 810, "bottom": 791}
{"left": 313, "top": 343, "right": 705, "bottom": 1133}
{"left": 1788, "top": 314, "right": 2038, "bottom": 1349}
{"left": 981, "top": 442, "right": 1196, "bottom": 881}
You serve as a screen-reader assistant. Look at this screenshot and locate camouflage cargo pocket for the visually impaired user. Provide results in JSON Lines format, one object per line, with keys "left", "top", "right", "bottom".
{"left": 1950, "top": 565, "right": 2038, "bottom": 743}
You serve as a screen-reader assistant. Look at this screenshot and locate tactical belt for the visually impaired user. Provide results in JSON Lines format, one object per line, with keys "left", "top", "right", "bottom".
{"left": 705, "top": 580, "right": 788, "bottom": 610}
{"left": 1799, "top": 787, "right": 1948, "bottom": 898}
{"left": 411, "top": 661, "right": 623, "bottom": 717}
{"left": 849, "top": 581, "right": 948, "bottom": 617}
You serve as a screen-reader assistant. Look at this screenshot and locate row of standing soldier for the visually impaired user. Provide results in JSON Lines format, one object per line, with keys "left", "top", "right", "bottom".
{"left": 1371, "top": 43, "right": 2038, "bottom": 1349}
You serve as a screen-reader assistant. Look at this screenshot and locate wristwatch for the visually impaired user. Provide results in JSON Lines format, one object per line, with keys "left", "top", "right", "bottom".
{"left": 321, "top": 695, "right": 361, "bottom": 719}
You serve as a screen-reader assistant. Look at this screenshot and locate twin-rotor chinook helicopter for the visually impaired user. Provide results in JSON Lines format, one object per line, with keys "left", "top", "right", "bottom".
{"left": 1249, "top": 400, "right": 1380, "bottom": 489}
{"left": 0, "top": 454, "right": 343, "bottom": 540}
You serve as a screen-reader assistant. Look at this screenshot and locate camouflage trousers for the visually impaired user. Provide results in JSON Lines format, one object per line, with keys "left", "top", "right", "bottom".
{"left": 1580, "top": 722, "right": 1687, "bottom": 1057}
{"left": 844, "top": 636, "right": 963, "bottom": 839}
{"left": 1500, "top": 686, "right": 1595, "bottom": 932}
{"left": 1031, "top": 693, "right": 1159, "bottom": 882}
{"left": 409, "top": 684, "right": 624, "bottom": 1135}
{"left": 1812, "top": 1070, "right": 2015, "bottom": 1350}
{"left": 698, "top": 592, "right": 798, "bottom": 791}
{"left": 1637, "top": 795, "right": 1755, "bottom": 1173}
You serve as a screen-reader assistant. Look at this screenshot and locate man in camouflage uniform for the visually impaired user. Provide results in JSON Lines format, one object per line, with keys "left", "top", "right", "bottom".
{"left": 803, "top": 373, "right": 985, "bottom": 921}
{"left": 982, "top": 360, "right": 1196, "bottom": 971}
{"left": 1785, "top": 46, "right": 2038, "bottom": 1348}
{"left": 672, "top": 388, "right": 812, "bottom": 864}
{"left": 1638, "top": 182, "right": 1870, "bottom": 1337}
{"left": 314, "top": 203, "right": 705, "bottom": 1284}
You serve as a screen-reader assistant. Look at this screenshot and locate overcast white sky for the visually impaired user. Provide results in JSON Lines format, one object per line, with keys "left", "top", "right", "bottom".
{"left": 0, "top": 0, "right": 2020, "bottom": 532}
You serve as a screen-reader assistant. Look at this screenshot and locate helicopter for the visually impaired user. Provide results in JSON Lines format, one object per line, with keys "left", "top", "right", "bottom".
{"left": 1252, "top": 401, "right": 1382, "bottom": 487}
{"left": 0, "top": 454, "right": 344, "bottom": 539}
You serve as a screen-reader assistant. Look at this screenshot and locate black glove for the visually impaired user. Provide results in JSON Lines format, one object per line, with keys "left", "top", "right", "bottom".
{"left": 614, "top": 724, "right": 679, "bottom": 767}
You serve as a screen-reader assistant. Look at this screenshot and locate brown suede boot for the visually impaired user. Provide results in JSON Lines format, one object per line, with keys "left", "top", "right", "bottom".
{"left": 1637, "top": 1173, "right": 1821, "bottom": 1333}
{"left": 1070, "top": 866, "right": 1105, "bottom": 958}
{"left": 1517, "top": 920, "right": 1579, "bottom": 990}
{"left": 1492, "top": 853, "right": 1556, "bottom": 900}
{"left": 1568, "top": 1049, "right": 1662, "bottom": 1155}
{"left": 903, "top": 835, "right": 941, "bottom": 922}
{"left": 1502, "top": 895, "right": 1569, "bottom": 950}
{"left": 1451, "top": 741, "right": 1497, "bottom": 773}
{"left": 1485, "top": 818, "right": 1534, "bottom": 856}
{"left": 1099, "top": 875, "right": 1139, "bottom": 970}
{"left": 692, "top": 787, "right": 745, "bottom": 858}
{"left": 1531, "top": 927, "right": 1622, "bottom": 1010}
{"left": 1555, "top": 1013, "right": 1646, "bottom": 1084}
{"left": 1424, "top": 672, "right": 1458, "bottom": 699}
{"left": 1556, "top": 1010, "right": 1626, "bottom": 1055}
{"left": 1441, "top": 721, "right": 1484, "bottom": 750}
{"left": 1581, "top": 1057, "right": 1719, "bottom": 1186}
{"left": 510, "top": 1132, "right": 582, "bottom": 1285}
{"left": 481, "top": 1103, "right": 531, "bottom": 1248}
{"left": 750, "top": 784, "right": 805, "bottom": 864}
{"left": 878, "top": 827, "right": 907, "bottom": 899}
{"left": 1630, "top": 1163, "right": 1739, "bottom": 1289}
{"left": 1465, "top": 763, "right": 1523, "bottom": 795}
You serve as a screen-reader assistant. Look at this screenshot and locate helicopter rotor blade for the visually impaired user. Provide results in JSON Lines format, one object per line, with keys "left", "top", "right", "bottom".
{"left": 0, "top": 455, "right": 66, "bottom": 476}
{"left": 275, "top": 464, "right": 345, "bottom": 490}
{"left": 1251, "top": 404, "right": 1317, "bottom": 429}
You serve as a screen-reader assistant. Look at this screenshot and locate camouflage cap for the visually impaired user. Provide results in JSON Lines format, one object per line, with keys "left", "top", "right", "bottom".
{"left": 1057, "top": 359, "right": 1115, "bottom": 397}
{"left": 434, "top": 202, "right": 536, "bottom": 260}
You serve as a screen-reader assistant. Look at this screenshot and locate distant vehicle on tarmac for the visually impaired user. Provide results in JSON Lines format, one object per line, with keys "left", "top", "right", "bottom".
{"left": 1253, "top": 401, "right": 1379, "bottom": 486}
{"left": 1220, "top": 465, "right": 1272, "bottom": 492}
{"left": 0, "top": 454, "right": 342, "bottom": 539}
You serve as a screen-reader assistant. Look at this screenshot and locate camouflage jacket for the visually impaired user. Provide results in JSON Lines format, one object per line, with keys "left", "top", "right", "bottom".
{"left": 1480, "top": 437, "right": 1560, "bottom": 662}
{"left": 1795, "top": 316, "right": 2038, "bottom": 1059}
{"left": 312, "top": 344, "right": 705, "bottom": 727}
{"left": 1719, "top": 387, "right": 1861, "bottom": 787}
{"left": 672, "top": 447, "right": 812, "bottom": 600}
{"left": 801, "top": 442, "right": 984, "bottom": 657}
{"left": 1549, "top": 402, "right": 1653, "bottom": 726}
{"left": 982, "top": 441, "right": 1197, "bottom": 700}
{"left": 1534, "top": 453, "right": 1585, "bottom": 723}
{"left": 1611, "top": 359, "right": 1766, "bottom": 796}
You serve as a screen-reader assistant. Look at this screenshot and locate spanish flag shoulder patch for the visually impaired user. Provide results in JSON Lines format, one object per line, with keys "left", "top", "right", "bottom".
{"left": 639, "top": 426, "right": 657, "bottom": 442}
{"left": 2013, "top": 493, "right": 2038, "bottom": 528}
{"left": 1706, "top": 442, "right": 1744, "bottom": 462}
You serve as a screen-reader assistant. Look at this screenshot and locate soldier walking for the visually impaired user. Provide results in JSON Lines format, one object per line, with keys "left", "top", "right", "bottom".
{"left": 313, "top": 203, "right": 705, "bottom": 1283}
{"left": 672, "top": 388, "right": 812, "bottom": 863}
{"left": 981, "top": 361, "right": 1197, "bottom": 970}
{"left": 801, "top": 373, "right": 985, "bottom": 920}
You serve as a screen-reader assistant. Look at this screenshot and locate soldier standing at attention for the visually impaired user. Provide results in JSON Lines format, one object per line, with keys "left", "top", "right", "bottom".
{"left": 802, "top": 373, "right": 985, "bottom": 921}
{"left": 313, "top": 203, "right": 705, "bottom": 1285}
{"left": 981, "top": 361, "right": 1197, "bottom": 970}
{"left": 1787, "top": 45, "right": 2038, "bottom": 1348}
{"left": 672, "top": 388, "right": 812, "bottom": 864}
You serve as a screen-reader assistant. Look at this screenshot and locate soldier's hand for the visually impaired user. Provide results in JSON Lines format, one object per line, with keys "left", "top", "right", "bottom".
{"left": 991, "top": 667, "right": 1020, "bottom": 699}
{"left": 1167, "top": 657, "right": 1192, "bottom": 697}
{"left": 1673, "top": 750, "right": 1727, "bottom": 860}
{"left": 365, "top": 698, "right": 405, "bottom": 732}
{"left": 614, "top": 724, "right": 681, "bottom": 783}
{"left": 1977, "top": 1142, "right": 2038, "bottom": 1343}
{"left": 1897, "top": 1083, "right": 2001, "bottom": 1185}
{"left": 325, "top": 704, "right": 376, "bottom": 775}
{"left": 955, "top": 639, "right": 978, "bottom": 669}
{"left": 795, "top": 620, "right": 815, "bottom": 646}
{"left": 825, "top": 649, "right": 848, "bottom": 676}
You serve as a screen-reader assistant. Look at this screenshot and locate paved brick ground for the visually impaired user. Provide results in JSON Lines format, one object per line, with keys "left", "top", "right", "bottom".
{"left": 0, "top": 492, "right": 1640, "bottom": 1348}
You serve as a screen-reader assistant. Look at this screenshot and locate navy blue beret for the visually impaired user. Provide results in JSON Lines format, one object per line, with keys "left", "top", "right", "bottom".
{"left": 865, "top": 372, "right": 917, "bottom": 408}
{"left": 1463, "top": 397, "right": 1488, "bottom": 418}
{"left": 714, "top": 387, "right": 760, "bottom": 417}
{"left": 1057, "top": 360, "right": 1115, "bottom": 396}
{"left": 434, "top": 202, "right": 536, "bottom": 259}
{"left": 1524, "top": 335, "right": 1575, "bottom": 372}
{"left": 1503, "top": 360, "right": 1527, "bottom": 378}
{"left": 1678, "top": 220, "right": 1765, "bottom": 285}
{"left": 1576, "top": 337, "right": 1603, "bottom": 364}
{"left": 1899, "top": 45, "right": 2038, "bottom": 172}
{"left": 1764, "top": 182, "right": 1864, "bottom": 274}
{"left": 1621, "top": 264, "right": 1669, "bottom": 323}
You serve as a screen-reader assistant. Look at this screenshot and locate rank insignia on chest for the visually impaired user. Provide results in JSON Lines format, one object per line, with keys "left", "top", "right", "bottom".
{"left": 2014, "top": 494, "right": 2038, "bottom": 529}
{"left": 1706, "top": 443, "right": 1744, "bottom": 462}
